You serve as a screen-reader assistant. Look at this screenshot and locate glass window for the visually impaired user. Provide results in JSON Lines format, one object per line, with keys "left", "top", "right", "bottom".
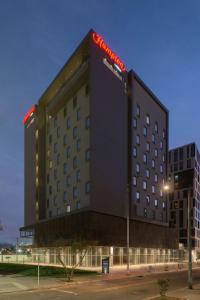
{"left": 77, "top": 108, "right": 81, "bottom": 121}
{"left": 136, "top": 104, "right": 140, "bottom": 117}
{"left": 136, "top": 135, "right": 140, "bottom": 145}
{"left": 146, "top": 142, "right": 150, "bottom": 152}
{"left": 76, "top": 170, "right": 80, "bottom": 183}
{"left": 85, "top": 149, "right": 91, "bottom": 161}
{"left": 76, "top": 201, "right": 81, "bottom": 209}
{"left": 85, "top": 181, "right": 91, "bottom": 194}
{"left": 152, "top": 133, "right": 155, "bottom": 143}
{"left": 54, "top": 116, "right": 57, "bottom": 128}
{"left": 57, "top": 127, "right": 60, "bottom": 138}
{"left": 152, "top": 159, "right": 155, "bottom": 168}
{"left": 63, "top": 107, "right": 67, "bottom": 117}
{"left": 132, "top": 118, "right": 137, "bottom": 128}
{"left": 152, "top": 185, "right": 155, "bottom": 193}
{"left": 63, "top": 135, "right": 67, "bottom": 145}
{"left": 67, "top": 117, "right": 71, "bottom": 129}
{"left": 146, "top": 169, "right": 150, "bottom": 178}
{"left": 146, "top": 195, "right": 150, "bottom": 205}
{"left": 85, "top": 116, "right": 90, "bottom": 129}
{"left": 155, "top": 122, "right": 158, "bottom": 133}
{"left": 73, "top": 95, "right": 77, "bottom": 109}
{"left": 77, "top": 139, "right": 81, "bottom": 152}
{"left": 63, "top": 163, "right": 67, "bottom": 174}
{"left": 160, "top": 164, "right": 163, "bottom": 173}
{"left": 67, "top": 204, "right": 70, "bottom": 213}
{"left": 73, "top": 186, "right": 78, "bottom": 198}
{"left": 136, "top": 191, "right": 140, "bottom": 201}
{"left": 73, "top": 127, "right": 77, "bottom": 139}
{"left": 73, "top": 157, "right": 77, "bottom": 169}
{"left": 66, "top": 146, "right": 71, "bottom": 159}
{"left": 133, "top": 176, "right": 137, "bottom": 186}
{"left": 143, "top": 181, "right": 147, "bottom": 190}
{"left": 155, "top": 199, "right": 158, "bottom": 207}
{"left": 54, "top": 143, "right": 58, "bottom": 153}
{"left": 160, "top": 141, "right": 163, "bottom": 149}
{"left": 63, "top": 191, "right": 67, "bottom": 202}
{"left": 57, "top": 181, "right": 60, "bottom": 192}
{"left": 155, "top": 174, "right": 158, "bottom": 182}
{"left": 136, "top": 163, "right": 140, "bottom": 173}
{"left": 133, "top": 147, "right": 137, "bottom": 157}
{"left": 143, "top": 153, "right": 147, "bottom": 164}
{"left": 162, "top": 129, "right": 165, "bottom": 139}
{"left": 49, "top": 160, "right": 53, "bottom": 169}
{"left": 85, "top": 83, "right": 89, "bottom": 96}
{"left": 146, "top": 114, "right": 150, "bottom": 125}
{"left": 49, "top": 134, "right": 52, "bottom": 144}
{"left": 144, "top": 208, "right": 147, "bottom": 218}
{"left": 66, "top": 176, "right": 70, "bottom": 187}
{"left": 57, "top": 154, "right": 60, "bottom": 165}
{"left": 49, "top": 185, "right": 52, "bottom": 194}
{"left": 155, "top": 148, "right": 158, "bottom": 157}
{"left": 143, "top": 126, "right": 147, "bottom": 136}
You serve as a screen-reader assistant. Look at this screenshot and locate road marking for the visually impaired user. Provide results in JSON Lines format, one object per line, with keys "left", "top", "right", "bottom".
{"left": 12, "top": 282, "right": 27, "bottom": 290}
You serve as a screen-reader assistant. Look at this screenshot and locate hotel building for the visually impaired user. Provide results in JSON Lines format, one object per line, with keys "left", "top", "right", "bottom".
{"left": 21, "top": 29, "right": 177, "bottom": 249}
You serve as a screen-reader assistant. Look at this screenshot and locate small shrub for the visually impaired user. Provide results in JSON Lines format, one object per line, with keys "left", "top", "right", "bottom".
{"left": 157, "top": 278, "right": 170, "bottom": 296}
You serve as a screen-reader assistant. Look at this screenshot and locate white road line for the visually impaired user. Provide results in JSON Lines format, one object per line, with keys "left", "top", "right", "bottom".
{"left": 12, "top": 282, "right": 27, "bottom": 290}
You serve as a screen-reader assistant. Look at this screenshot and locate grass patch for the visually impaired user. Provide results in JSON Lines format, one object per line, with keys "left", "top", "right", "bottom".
{"left": 0, "top": 263, "right": 98, "bottom": 277}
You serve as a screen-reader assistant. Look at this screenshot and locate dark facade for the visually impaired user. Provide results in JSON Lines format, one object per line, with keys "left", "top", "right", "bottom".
{"left": 21, "top": 29, "right": 177, "bottom": 249}
{"left": 168, "top": 143, "right": 200, "bottom": 249}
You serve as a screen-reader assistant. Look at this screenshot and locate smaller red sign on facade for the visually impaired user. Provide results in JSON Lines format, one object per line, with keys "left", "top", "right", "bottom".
{"left": 92, "top": 31, "right": 126, "bottom": 73}
{"left": 23, "top": 105, "right": 36, "bottom": 124}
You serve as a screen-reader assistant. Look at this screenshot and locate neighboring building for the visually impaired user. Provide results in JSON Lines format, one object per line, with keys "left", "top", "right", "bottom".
{"left": 168, "top": 143, "right": 200, "bottom": 251}
{"left": 21, "top": 29, "right": 177, "bottom": 249}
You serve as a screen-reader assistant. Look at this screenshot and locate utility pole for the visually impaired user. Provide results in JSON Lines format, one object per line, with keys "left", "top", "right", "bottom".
{"left": 187, "top": 188, "right": 192, "bottom": 289}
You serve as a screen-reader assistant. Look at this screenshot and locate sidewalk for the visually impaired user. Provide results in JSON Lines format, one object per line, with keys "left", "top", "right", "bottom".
{"left": 168, "top": 283, "right": 200, "bottom": 300}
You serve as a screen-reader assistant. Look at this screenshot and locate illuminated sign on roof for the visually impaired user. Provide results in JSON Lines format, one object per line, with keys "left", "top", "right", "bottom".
{"left": 23, "top": 105, "right": 36, "bottom": 124}
{"left": 92, "top": 31, "right": 126, "bottom": 73}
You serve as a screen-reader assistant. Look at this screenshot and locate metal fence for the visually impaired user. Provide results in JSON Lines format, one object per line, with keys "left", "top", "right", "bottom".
{"left": 0, "top": 246, "right": 188, "bottom": 268}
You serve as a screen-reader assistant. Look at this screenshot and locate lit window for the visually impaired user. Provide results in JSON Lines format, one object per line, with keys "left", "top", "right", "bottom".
{"left": 152, "top": 185, "right": 155, "bottom": 193}
{"left": 76, "top": 170, "right": 80, "bottom": 183}
{"left": 146, "top": 114, "right": 150, "bottom": 125}
{"left": 146, "top": 169, "right": 150, "bottom": 178}
{"left": 146, "top": 195, "right": 150, "bottom": 205}
{"left": 67, "top": 204, "right": 70, "bottom": 213}
{"left": 77, "top": 139, "right": 81, "bottom": 152}
{"left": 143, "top": 126, "right": 147, "bottom": 136}
{"left": 155, "top": 174, "right": 158, "bottom": 182}
{"left": 132, "top": 118, "right": 137, "bottom": 128}
{"left": 73, "top": 186, "right": 78, "bottom": 198}
{"left": 136, "top": 135, "right": 140, "bottom": 145}
{"left": 155, "top": 199, "right": 158, "bottom": 207}
{"left": 49, "top": 160, "right": 53, "bottom": 169}
{"left": 77, "top": 108, "right": 81, "bottom": 121}
{"left": 73, "top": 95, "right": 77, "bottom": 109}
{"left": 155, "top": 148, "right": 158, "bottom": 157}
{"left": 63, "top": 135, "right": 67, "bottom": 145}
{"left": 133, "top": 176, "right": 137, "bottom": 186}
{"left": 152, "top": 133, "right": 155, "bottom": 143}
{"left": 162, "top": 201, "right": 166, "bottom": 209}
{"left": 73, "top": 127, "right": 77, "bottom": 139}
{"left": 67, "top": 117, "right": 71, "bottom": 129}
{"left": 85, "top": 149, "right": 91, "bottom": 161}
{"left": 152, "top": 159, "right": 155, "bottom": 168}
{"left": 143, "top": 154, "right": 147, "bottom": 164}
{"left": 136, "top": 163, "right": 140, "bottom": 173}
{"left": 66, "top": 146, "right": 71, "bottom": 159}
{"left": 136, "top": 191, "right": 140, "bottom": 201}
{"left": 133, "top": 147, "right": 137, "bottom": 157}
{"left": 136, "top": 104, "right": 140, "bottom": 117}
{"left": 143, "top": 181, "right": 147, "bottom": 190}
{"left": 85, "top": 181, "right": 91, "bottom": 194}
{"left": 85, "top": 116, "right": 90, "bottom": 129}
{"left": 63, "top": 191, "right": 67, "bottom": 202}
{"left": 146, "top": 142, "right": 150, "bottom": 152}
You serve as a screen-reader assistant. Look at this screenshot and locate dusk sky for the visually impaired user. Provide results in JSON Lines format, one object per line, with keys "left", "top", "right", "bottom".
{"left": 0, "top": 0, "right": 200, "bottom": 243}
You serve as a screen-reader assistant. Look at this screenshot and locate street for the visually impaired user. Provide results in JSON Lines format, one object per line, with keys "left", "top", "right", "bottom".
{"left": 0, "top": 268, "right": 200, "bottom": 299}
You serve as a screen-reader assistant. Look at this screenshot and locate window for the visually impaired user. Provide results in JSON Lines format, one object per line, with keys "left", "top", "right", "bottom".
{"left": 73, "top": 157, "right": 77, "bottom": 169}
{"left": 66, "top": 176, "right": 70, "bottom": 187}
{"left": 146, "top": 142, "right": 150, "bottom": 152}
{"left": 73, "top": 186, "right": 78, "bottom": 198}
{"left": 63, "top": 163, "right": 67, "bottom": 174}
{"left": 67, "top": 204, "right": 70, "bottom": 213}
{"left": 76, "top": 201, "right": 81, "bottom": 209}
{"left": 152, "top": 133, "right": 155, "bottom": 143}
{"left": 85, "top": 149, "right": 91, "bottom": 161}
{"left": 85, "top": 116, "right": 90, "bottom": 129}
{"left": 155, "top": 148, "right": 158, "bottom": 157}
{"left": 67, "top": 117, "right": 71, "bottom": 129}
{"left": 143, "top": 153, "right": 147, "bottom": 164}
{"left": 73, "top": 95, "right": 77, "bottom": 108}
{"left": 136, "top": 191, "right": 140, "bottom": 201}
{"left": 174, "top": 150, "right": 178, "bottom": 162}
{"left": 66, "top": 146, "right": 71, "bottom": 159}
{"left": 187, "top": 159, "right": 191, "bottom": 168}
{"left": 54, "top": 143, "right": 58, "bottom": 153}
{"left": 162, "top": 129, "right": 165, "bottom": 139}
{"left": 154, "top": 174, "right": 158, "bottom": 182}
{"left": 85, "top": 181, "right": 91, "bottom": 193}
{"left": 49, "top": 185, "right": 52, "bottom": 195}
{"left": 155, "top": 122, "right": 158, "bottom": 133}
{"left": 57, "top": 154, "right": 60, "bottom": 165}
{"left": 160, "top": 164, "right": 163, "bottom": 173}
{"left": 77, "top": 108, "right": 81, "bottom": 121}
{"left": 152, "top": 185, "right": 155, "bottom": 193}
{"left": 160, "top": 141, "right": 163, "bottom": 149}
{"left": 77, "top": 139, "right": 81, "bottom": 152}
{"left": 63, "top": 107, "right": 67, "bottom": 117}
{"left": 146, "top": 195, "right": 150, "bottom": 205}
{"left": 133, "top": 176, "right": 137, "bottom": 186}
{"left": 132, "top": 118, "right": 137, "bottom": 128}
{"left": 47, "top": 174, "right": 49, "bottom": 184}
{"left": 57, "top": 181, "right": 60, "bottom": 192}
{"left": 136, "top": 163, "right": 140, "bottom": 173}
{"left": 143, "top": 126, "right": 147, "bottom": 136}
{"left": 85, "top": 83, "right": 89, "bottom": 96}
{"left": 73, "top": 127, "right": 77, "bottom": 139}
{"left": 63, "top": 191, "right": 67, "bottom": 202}
{"left": 57, "top": 127, "right": 60, "bottom": 138}
{"left": 133, "top": 147, "right": 137, "bottom": 157}
{"left": 146, "top": 169, "right": 150, "bottom": 178}
{"left": 136, "top": 104, "right": 140, "bottom": 117}
{"left": 54, "top": 116, "right": 57, "bottom": 128}
{"left": 143, "top": 181, "right": 147, "bottom": 190}
{"left": 144, "top": 208, "right": 147, "bottom": 218}
{"left": 49, "top": 134, "right": 52, "bottom": 144}
{"left": 162, "top": 154, "right": 165, "bottom": 162}
{"left": 47, "top": 199, "right": 49, "bottom": 209}
{"left": 152, "top": 159, "right": 155, "bottom": 168}
{"left": 136, "top": 135, "right": 140, "bottom": 145}
{"left": 179, "top": 148, "right": 184, "bottom": 160}
{"left": 63, "top": 135, "right": 67, "bottom": 145}
{"left": 49, "top": 160, "right": 53, "bottom": 169}
{"left": 155, "top": 199, "right": 158, "bottom": 207}
{"left": 54, "top": 169, "right": 57, "bottom": 180}
{"left": 146, "top": 114, "right": 150, "bottom": 125}
{"left": 162, "top": 201, "right": 166, "bottom": 209}
{"left": 76, "top": 170, "right": 80, "bottom": 183}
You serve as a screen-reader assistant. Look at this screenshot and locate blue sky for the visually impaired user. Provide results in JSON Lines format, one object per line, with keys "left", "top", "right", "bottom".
{"left": 0, "top": 0, "right": 200, "bottom": 243}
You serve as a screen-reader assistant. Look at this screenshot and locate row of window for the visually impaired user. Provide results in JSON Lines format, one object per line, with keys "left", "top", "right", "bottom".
{"left": 133, "top": 147, "right": 165, "bottom": 162}
{"left": 48, "top": 181, "right": 91, "bottom": 197}
{"left": 133, "top": 173, "right": 160, "bottom": 185}
{"left": 134, "top": 181, "right": 163, "bottom": 195}
{"left": 135, "top": 192, "right": 166, "bottom": 208}
{"left": 134, "top": 134, "right": 164, "bottom": 149}
{"left": 135, "top": 162, "right": 164, "bottom": 173}
{"left": 169, "top": 159, "right": 191, "bottom": 173}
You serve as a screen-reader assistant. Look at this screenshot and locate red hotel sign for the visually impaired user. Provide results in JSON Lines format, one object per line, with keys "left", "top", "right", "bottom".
{"left": 23, "top": 105, "right": 36, "bottom": 124}
{"left": 92, "top": 32, "right": 126, "bottom": 73}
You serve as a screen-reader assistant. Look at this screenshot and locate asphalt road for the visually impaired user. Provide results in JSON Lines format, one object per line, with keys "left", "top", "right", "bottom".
{"left": 0, "top": 268, "right": 200, "bottom": 300}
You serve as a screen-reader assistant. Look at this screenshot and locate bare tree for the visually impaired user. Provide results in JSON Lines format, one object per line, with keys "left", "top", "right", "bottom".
{"left": 57, "top": 237, "right": 90, "bottom": 282}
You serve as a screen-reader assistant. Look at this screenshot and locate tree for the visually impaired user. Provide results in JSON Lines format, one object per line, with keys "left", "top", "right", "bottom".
{"left": 57, "top": 236, "right": 90, "bottom": 282}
